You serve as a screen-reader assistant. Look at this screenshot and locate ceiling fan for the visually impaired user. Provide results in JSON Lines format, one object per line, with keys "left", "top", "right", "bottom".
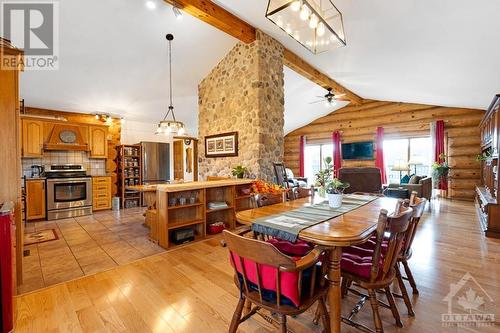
{"left": 309, "top": 88, "right": 348, "bottom": 107}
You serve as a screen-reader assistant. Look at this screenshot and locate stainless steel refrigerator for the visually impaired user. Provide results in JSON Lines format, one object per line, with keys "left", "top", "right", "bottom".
{"left": 140, "top": 142, "right": 170, "bottom": 184}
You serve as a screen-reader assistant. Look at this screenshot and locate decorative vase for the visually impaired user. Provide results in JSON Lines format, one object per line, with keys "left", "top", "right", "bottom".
{"left": 318, "top": 186, "right": 326, "bottom": 198}
{"left": 327, "top": 193, "right": 343, "bottom": 209}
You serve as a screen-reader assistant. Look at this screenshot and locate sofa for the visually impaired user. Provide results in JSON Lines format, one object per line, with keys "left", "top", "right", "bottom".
{"left": 338, "top": 167, "right": 383, "bottom": 194}
{"left": 384, "top": 176, "right": 432, "bottom": 201}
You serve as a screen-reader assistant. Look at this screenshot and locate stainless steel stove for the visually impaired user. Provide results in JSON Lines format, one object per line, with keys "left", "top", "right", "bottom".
{"left": 44, "top": 165, "right": 93, "bottom": 220}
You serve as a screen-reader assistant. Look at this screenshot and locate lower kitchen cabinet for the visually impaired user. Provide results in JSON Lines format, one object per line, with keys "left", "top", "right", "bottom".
{"left": 93, "top": 176, "right": 111, "bottom": 211}
{"left": 26, "top": 179, "right": 46, "bottom": 220}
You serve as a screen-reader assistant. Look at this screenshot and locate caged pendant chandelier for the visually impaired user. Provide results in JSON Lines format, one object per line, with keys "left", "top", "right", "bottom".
{"left": 156, "top": 33, "right": 185, "bottom": 136}
{"left": 265, "top": 0, "right": 346, "bottom": 54}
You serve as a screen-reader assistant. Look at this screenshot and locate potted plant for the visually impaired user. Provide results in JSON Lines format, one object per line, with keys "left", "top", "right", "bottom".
{"left": 326, "top": 178, "right": 350, "bottom": 208}
{"left": 232, "top": 165, "right": 248, "bottom": 179}
{"left": 314, "top": 157, "right": 334, "bottom": 197}
{"left": 431, "top": 153, "right": 451, "bottom": 189}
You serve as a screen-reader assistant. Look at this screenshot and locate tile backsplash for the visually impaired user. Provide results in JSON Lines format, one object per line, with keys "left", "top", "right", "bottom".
{"left": 22, "top": 151, "right": 106, "bottom": 177}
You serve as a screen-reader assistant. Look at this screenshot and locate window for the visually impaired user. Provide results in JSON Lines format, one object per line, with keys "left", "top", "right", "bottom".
{"left": 304, "top": 144, "right": 333, "bottom": 185}
{"left": 383, "top": 137, "right": 432, "bottom": 183}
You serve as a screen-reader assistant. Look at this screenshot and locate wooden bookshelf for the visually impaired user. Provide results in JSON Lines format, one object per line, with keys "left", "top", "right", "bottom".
{"left": 155, "top": 179, "right": 254, "bottom": 249}
{"left": 116, "top": 144, "right": 142, "bottom": 208}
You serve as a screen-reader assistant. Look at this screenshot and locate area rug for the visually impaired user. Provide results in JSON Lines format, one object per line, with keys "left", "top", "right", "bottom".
{"left": 24, "top": 229, "right": 59, "bottom": 246}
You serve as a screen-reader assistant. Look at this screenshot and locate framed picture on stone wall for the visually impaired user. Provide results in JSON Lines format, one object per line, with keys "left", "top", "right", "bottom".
{"left": 205, "top": 132, "right": 238, "bottom": 157}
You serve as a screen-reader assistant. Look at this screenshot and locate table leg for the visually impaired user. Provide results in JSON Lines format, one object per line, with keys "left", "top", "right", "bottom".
{"left": 326, "top": 247, "right": 342, "bottom": 333}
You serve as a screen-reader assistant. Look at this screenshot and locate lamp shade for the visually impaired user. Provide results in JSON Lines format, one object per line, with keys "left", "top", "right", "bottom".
{"left": 391, "top": 161, "right": 410, "bottom": 172}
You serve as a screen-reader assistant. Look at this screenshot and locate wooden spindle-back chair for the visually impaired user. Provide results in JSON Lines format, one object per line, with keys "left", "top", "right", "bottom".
{"left": 223, "top": 229, "right": 330, "bottom": 333}
{"left": 393, "top": 193, "right": 427, "bottom": 316}
{"left": 341, "top": 205, "right": 413, "bottom": 333}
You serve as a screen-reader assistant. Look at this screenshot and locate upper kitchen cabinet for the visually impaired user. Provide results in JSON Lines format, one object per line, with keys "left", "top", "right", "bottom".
{"left": 89, "top": 125, "right": 108, "bottom": 158}
{"left": 22, "top": 119, "right": 44, "bottom": 157}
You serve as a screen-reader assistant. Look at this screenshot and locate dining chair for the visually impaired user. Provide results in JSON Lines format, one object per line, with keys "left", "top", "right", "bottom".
{"left": 223, "top": 229, "right": 330, "bottom": 333}
{"left": 340, "top": 205, "right": 413, "bottom": 333}
{"left": 393, "top": 195, "right": 427, "bottom": 316}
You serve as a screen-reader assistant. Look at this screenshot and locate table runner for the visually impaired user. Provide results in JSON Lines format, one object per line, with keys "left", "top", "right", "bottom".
{"left": 251, "top": 194, "right": 378, "bottom": 242}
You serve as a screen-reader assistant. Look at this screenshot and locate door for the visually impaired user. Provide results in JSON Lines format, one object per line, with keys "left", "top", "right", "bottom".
{"left": 22, "top": 119, "right": 44, "bottom": 157}
{"left": 26, "top": 180, "right": 46, "bottom": 220}
{"left": 89, "top": 126, "right": 108, "bottom": 158}
{"left": 173, "top": 140, "right": 184, "bottom": 180}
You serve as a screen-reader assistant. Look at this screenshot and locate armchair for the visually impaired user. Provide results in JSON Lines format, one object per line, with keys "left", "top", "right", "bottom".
{"left": 385, "top": 176, "right": 432, "bottom": 201}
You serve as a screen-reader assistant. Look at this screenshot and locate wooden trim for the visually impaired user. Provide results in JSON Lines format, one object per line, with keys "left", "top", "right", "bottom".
{"left": 163, "top": 0, "right": 256, "bottom": 43}
{"left": 163, "top": 0, "right": 362, "bottom": 105}
{"left": 283, "top": 48, "right": 362, "bottom": 105}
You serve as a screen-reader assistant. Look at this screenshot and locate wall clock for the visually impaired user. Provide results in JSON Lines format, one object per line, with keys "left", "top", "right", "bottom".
{"left": 59, "top": 130, "right": 77, "bottom": 144}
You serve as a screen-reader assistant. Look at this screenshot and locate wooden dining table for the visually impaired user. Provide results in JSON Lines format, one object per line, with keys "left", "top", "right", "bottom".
{"left": 235, "top": 195, "right": 399, "bottom": 333}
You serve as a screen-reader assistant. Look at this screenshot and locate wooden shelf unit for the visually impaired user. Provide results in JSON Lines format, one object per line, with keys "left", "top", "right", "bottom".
{"left": 155, "top": 180, "right": 254, "bottom": 249}
{"left": 476, "top": 94, "right": 500, "bottom": 238}
{"left": 116, "top": 144, "right": 142, "bottom": 209}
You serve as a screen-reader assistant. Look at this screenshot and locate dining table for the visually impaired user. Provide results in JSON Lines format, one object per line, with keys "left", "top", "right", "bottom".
{"left": 235, "top": 194, "right": 399, "bottom": 333}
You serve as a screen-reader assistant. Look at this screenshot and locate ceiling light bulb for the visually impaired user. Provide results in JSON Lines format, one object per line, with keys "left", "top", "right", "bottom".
{"left": 309, "top": 14, "right": 318, "bottom": 29}
{"left": 95, "top": 114, "right": 99, "bottom": 120}
{"left": 173, "top": 6, "right": 183, "bottom": 20}
{"left": 290, "top": 0, "right": 301, "bottom": 12}
{"left": 178, "top": 127, "right": 185, "bottom": 135}
{"left": 285, "top": 24, "right": 292, "bottom": 34}
{"left": 145, "top": 0, "right": 156, "bottom": 10}
{"left": 324, "top": 101, "right": 330, "bottom": 107}
{"left": 317, "top": 22, "right": 325, "bottom": 36}
{"left": 299, "top": 4, "right": 310, "bottom": 20}
{"left": 276, "top": 16, "right": 283, "bottom": 28}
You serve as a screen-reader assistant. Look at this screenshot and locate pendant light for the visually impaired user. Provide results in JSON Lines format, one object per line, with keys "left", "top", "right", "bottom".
{"left": 156, "top": 33, "right": 185, "bottom": 136}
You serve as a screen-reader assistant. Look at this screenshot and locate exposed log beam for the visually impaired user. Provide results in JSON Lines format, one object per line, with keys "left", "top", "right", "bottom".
{"left": 283, "top": 48, "right": 363, "bottom": 105}
{"left": 164, "top": 0, "right": 362, "bottom": 105}
{"left": 164, "top": 0, "right": 256, "bottom": 43}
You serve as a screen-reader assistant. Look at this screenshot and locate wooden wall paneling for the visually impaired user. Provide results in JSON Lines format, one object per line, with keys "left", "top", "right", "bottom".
{"left": 173, "top": 140, "right": 184, "bottom": 180}
{"left": 284, "top": 100, "right": 484, "bottom": 200}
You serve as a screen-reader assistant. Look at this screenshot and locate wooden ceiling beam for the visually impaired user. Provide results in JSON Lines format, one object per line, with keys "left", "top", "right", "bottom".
{"left": 283, "top": 48, "right": 362, "bottom": 105}
{"left": 163, "top": 0, "right": 256, "bottom": 43}
{"left": 164, "top": 0, "right": 362, "bottom": 105}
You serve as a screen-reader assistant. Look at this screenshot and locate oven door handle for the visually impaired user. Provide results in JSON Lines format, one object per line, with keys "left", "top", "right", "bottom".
{"left": 46, "top": 178, "right": 91, "bottom": 184}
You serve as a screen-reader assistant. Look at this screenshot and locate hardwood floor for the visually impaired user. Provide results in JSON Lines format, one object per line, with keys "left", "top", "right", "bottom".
{"left": 20, "top": 208, "right": 164, "bottom": 294}
{"left": 14, "top": 198, "right": 500, "bottom": 332}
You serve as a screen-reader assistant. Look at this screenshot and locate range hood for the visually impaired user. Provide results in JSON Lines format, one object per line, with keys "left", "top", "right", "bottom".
{"left": 44, "top": 123, "right": 89, "bottom": 151}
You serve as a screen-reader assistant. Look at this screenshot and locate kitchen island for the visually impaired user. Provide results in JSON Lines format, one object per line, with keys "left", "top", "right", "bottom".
{"left": 132, "top": 179, "right": 254, "bottom": 249}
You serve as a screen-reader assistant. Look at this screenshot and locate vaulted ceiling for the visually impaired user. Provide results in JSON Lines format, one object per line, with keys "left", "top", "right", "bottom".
{"left": 19, "top": 0, "right": 500, "bottom": 136}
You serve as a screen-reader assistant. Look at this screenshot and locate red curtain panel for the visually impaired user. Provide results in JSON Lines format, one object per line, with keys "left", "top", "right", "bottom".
{"left": 434, "top": 120, "right": 447, "bottom": 189}
{"left": 332, "top": 131, "right": 342, "bottom": 177}
{"left": 299, "top": 135, "right": 305, "bottom": 177}
{"left": 375, "top": 127, "right": 387, "bottom": 184}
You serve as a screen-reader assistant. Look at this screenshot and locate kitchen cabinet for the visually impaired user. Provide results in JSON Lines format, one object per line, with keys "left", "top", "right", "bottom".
{"left": 92, "top": 176, "right": 111, "bottom": 211}
{"left": 22, "top": 119, "right": 44, "bottom": 157}
{"left": 26, "top": 179, "right": 46, "bottom": 220}
{"left": 89, "top": 126, "right": 108, "bottom": 158}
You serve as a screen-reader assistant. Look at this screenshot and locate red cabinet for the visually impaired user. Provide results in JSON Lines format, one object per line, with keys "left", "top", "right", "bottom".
{"left": 0, "top": 202, "right": 14, "bottom": 333}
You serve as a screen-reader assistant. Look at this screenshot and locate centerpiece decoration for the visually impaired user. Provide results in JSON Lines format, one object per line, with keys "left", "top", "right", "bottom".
{"left": 326, "top": 178, "right": 349, "bottom": 208}
{"left": 431, "top": 153, "right": 451, "bottom": 189}
{"left": 314, "top": 156, "right": 333, "bottom": 197}
{"left": 251, "top": 180, "right": 285, "bottom": 194}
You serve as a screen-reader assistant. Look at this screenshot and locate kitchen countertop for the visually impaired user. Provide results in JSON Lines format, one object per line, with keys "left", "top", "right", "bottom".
{"left": 156, "top": 179, "right": 254, "bottom": 193}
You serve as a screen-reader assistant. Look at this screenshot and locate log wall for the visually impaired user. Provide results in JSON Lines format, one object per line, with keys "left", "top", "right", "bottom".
{"left": 284, "top": 100, "right": 484, "bottom": 200}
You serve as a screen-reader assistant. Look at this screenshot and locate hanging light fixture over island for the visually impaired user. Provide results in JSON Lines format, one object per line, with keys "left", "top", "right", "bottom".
{"left": 156, "top": 33, "right": 186, "bottom": 136}
{"left": 265, "top": 0, "right": 346, "bottom": 54}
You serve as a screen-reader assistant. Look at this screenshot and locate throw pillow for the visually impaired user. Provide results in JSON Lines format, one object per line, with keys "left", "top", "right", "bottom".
{"left": 400, "top": 175, "right": 411, "bottom": 184}
{"left": 409, "top": 175, "right": 422, "bottom": 184}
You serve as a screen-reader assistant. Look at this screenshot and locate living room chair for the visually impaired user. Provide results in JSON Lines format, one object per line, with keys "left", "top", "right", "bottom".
{"left": 223, "top": 229, "right": 330, "bottom": 333}
{"left": 385, "top": 175, "right": 432, "bottom": 202}
{"left": 340, "top": 204, "right": 413, "bottom": 332}
{"left": 273, "top": 163, "right": 307, "bottom": 189}
{"left": 338, "top": 167, "right": 383, "bottom": 194}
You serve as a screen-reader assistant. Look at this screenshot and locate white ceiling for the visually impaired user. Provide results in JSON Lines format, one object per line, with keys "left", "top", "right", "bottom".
{"left": 215, "top": 0, "right": 500, "bottom": 111}
{"left": 19, "top": 0, "right": 500, "bottom": 136}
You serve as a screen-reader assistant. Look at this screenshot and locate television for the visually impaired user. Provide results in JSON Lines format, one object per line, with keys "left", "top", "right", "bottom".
{"left": 341, "top": 141, "right": 374, "bottom": 160}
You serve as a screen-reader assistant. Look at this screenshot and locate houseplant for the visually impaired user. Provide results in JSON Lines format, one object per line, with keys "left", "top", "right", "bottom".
{"left": 231, "top": 165, "right": 248, "bottom": 179}
{"left": 431, "top": 153, "right": 451, "bottom": 189}
{"left": 326, "top": 178, "right": 350, "bottom": 208}
{"left": 314, "top": 157, "right": 334, "bottom": 197}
